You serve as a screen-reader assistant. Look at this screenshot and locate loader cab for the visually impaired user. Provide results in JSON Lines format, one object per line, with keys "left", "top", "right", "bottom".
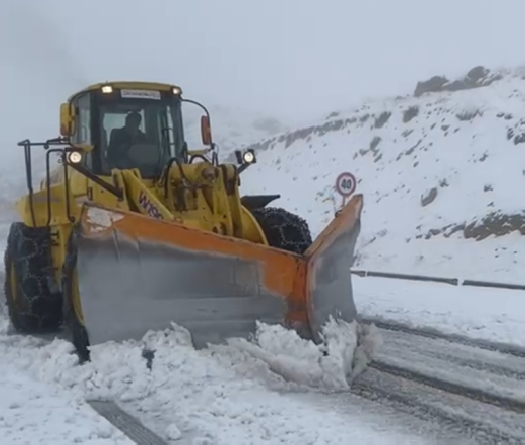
{"left": 67, "top": 84, "right": 187, "bottom": 179}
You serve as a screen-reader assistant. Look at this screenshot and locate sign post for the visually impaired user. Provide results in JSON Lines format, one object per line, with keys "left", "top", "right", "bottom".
{"left": 334, "top": 172, "right": 357, "bottom": 212}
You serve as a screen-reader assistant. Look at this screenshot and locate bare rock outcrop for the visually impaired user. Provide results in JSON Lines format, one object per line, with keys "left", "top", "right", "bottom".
{"left": 414, "top": 66, "right": 502, "bottom": 97}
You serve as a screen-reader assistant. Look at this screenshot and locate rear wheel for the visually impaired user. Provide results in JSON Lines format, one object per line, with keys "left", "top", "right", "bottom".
{"left": 250, "top": 207, "right": 312, "bottom": 255}
{"left": 4, "top": 223, "right": 62, "bottom": 333}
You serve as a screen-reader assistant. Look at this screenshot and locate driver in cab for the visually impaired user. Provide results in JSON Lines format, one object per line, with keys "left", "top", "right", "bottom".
{"left": 108, "top": 111, "right": 148, "bottom": 167}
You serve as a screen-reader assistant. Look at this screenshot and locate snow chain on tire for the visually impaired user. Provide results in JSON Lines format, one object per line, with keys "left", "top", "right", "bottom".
{"left": 250, "top": 207, "right": 312, "bottom": 255}
{"left": 4, "top": 222, "right": 62, "bottom": 333}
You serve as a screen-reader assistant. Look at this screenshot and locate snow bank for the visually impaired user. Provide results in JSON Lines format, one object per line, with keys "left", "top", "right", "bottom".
{"left": 241, "top": 66, "right": 525, "bottom": 282}
{"left": 225, "top": 319, "right": 381, "bottom": 390}
{"left": 0, "top": 320, "right": 385, "bottom": 444}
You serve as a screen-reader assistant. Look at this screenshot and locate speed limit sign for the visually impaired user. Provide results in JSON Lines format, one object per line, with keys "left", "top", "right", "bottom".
{"left": 335, "top": 172, "right": 357, "bottom": 197}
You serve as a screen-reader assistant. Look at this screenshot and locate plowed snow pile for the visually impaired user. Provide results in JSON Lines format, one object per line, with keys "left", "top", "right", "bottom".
{"left": 0, "top": 318, "right": 389, "bottom": 444}
{"left": 240, "top": 65, "right": 525, "bottom": 282}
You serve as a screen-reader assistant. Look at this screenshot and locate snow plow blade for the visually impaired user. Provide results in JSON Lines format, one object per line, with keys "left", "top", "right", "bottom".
{"left": 73, "top": 196, "right": 363, "bottom": 349}
{"left": 304, "top": 196, "right": 362, "bottom": 343}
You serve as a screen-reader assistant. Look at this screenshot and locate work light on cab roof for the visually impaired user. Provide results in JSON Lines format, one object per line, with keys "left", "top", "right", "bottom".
{"left": 100, "top": 84, "right": 182, "bottom": 96}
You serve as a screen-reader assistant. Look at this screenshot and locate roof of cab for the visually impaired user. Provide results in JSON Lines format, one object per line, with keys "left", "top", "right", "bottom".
{"left": 68, "top": 81, "right": 182, "bottom": 101}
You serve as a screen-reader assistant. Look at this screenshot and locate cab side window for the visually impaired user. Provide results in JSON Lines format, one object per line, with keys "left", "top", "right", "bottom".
{"left": 72, "top": 94, "right": 92, "bottom": 168}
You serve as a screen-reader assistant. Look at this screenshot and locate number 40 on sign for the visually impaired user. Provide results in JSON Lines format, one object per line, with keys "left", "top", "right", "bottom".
{"left": 335, "top": 171, "right": 357, "bottom": 208}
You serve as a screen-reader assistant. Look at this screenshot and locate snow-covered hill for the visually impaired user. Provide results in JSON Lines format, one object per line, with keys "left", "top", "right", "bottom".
{"left": 240, "top": 65, "right": 525, "bottom": 282}
{"left": 5, "top": 65, "right": 525, "bottom": 283}
{"left": 183, "top": 103, "right": 287, "bottom": 155}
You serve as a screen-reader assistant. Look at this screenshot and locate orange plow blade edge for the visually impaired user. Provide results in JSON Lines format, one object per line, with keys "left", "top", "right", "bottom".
{"left": 73, "top": 195, "right": 363, "bottom": 349}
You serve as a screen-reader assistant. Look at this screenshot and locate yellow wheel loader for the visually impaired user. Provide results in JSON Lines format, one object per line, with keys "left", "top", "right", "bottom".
{"left": 4, "top": 81, "right": 363, "bottom": 361}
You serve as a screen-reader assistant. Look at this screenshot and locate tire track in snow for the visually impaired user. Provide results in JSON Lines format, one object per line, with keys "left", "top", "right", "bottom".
{"left": 377, "top": 327, "right": 525, "bottom": 380}
{"left": 369, "top": 360, "right": 525, "bottom": 413}
{"left": 361, "top": 316, "right": 525, "bottom": 358}
{"left": 353, "top": 371, "right": 525, "bottom": 445}
{"left": 353, "top": 327, "right": 525, "bottom": 443}
{"left": 87, "top": 400, "right": 168, "bottom": 445}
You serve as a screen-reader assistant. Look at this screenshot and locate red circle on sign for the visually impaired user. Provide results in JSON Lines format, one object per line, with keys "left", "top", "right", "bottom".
{"left": 335, "top": 172, "right": 356, "bottom": 197}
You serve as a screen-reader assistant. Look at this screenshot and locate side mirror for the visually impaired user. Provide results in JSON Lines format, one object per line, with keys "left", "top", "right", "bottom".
{"left": 59, "top": 103, "right": 76, "bottom": 137}
{"left": 201, "top": 115, "right": 212, "bottom": 146}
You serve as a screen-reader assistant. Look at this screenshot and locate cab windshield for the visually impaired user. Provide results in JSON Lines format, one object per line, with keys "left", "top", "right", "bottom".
{"left": 97, "top": 89, "right": 185, "bottom": 177}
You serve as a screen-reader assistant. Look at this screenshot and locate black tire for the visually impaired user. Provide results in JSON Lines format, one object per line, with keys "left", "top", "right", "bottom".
{"left": 4, "top": 222, "right": 62, "bottom": 333}
{"left": 250, "top": 207, "right": 312, "bottom": 255}
{"left": 62, "top": 228, "right": 91, "bottom": 363}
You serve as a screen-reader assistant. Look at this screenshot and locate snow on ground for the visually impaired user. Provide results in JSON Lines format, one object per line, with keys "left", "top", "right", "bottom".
{"left": 3, "top": 275, "right": 524, "bottom": 443}
{"left": 0, "top": 316, "right": 439, "bottom": 445}
{"left": 0, "top": 318, "right": 133, "bottom": 445}
{"left": 0, "top": 370, "right": 133, "bottom": 445}
{"left": 354, "top": 275, "right": 525, "bottom": 347}
{"left": 4, "top": 58, "right": 525, "bottom": 442}
{"left": 240, "top": 65, "right": 525, "bottom": 283}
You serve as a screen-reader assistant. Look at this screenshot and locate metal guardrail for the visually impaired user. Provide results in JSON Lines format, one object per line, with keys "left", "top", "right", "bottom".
{"left": 351, "top": 269, "right": 525, "bottom": 291}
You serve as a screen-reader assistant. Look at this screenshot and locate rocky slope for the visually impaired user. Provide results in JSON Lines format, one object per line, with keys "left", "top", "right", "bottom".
{"left": 240, "top": 65, "right": 525, "bottom": 282}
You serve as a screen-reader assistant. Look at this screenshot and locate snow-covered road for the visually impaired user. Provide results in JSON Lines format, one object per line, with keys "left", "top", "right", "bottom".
{"left": 0, "top": 317, "right": 441, "bottom": 444}
{"left": 364, "top": 326, "right": 525, "bottom": 442}
{"left": 3, "top": 274, "right": 525, "bottom": 444}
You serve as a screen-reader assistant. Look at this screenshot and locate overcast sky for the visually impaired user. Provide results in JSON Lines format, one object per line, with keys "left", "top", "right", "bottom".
{"left": 1, "top": 0, "right": 525, "bottom": 139}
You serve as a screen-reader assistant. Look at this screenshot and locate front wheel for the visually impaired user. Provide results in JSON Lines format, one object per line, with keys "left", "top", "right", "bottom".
{"left": 4, "top": 223, "right": 62, "bottom": 333}
{"left": 250, "top": 207, "right": 312, "bottom": 255}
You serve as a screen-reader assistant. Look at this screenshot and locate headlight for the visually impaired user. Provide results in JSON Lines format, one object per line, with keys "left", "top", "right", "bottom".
{"left": 101, "top": 85, "right": 113, "bottom": 94}
{"left": 67, "top": 151, "right": 82, "bottom": 164}
{"left": 242, "top": 151, "right": 255, "bottom": 164}
{"left": 172, "top": 87, "right": 182, "bottom": 95}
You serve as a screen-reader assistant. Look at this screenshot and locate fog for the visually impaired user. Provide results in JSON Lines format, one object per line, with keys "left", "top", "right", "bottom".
{"left": 1, "top": 0, "right": 525, "bottom": 147}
